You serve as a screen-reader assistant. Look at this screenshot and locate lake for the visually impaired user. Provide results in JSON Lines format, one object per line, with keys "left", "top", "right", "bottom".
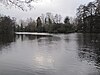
{"left": 0, "top": 33, "right": 100, "bottom": 75}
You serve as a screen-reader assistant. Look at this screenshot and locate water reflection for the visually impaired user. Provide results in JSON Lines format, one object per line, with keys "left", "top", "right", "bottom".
{"left": 17, "top": 34, "right": 54, "bottom": 41}
{"left": 0, "top": 34, "right": 15, "bottom": 52}
{"left": 78, "top": 33, "right": 100, "bottom": 68}
{"left": 33, "top": 54, "right": 54, "bottom": 69}
{"left": 17, "top": 34, "right": 61, "bottom": 45}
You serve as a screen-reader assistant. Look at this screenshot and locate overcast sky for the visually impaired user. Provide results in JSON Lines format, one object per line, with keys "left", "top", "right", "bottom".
{"left": 0, "top": 0, "right": 94, "bottom": 21}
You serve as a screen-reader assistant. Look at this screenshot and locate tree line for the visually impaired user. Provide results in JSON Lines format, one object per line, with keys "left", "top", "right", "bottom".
{"left": 15, "top": 13, "right": 75, "bottom": 33}
{"left": 0, "top": 0, "right": 100, "bottom": 34}
{"left": 0, "top": 13, "right": 75, "bottom": 34}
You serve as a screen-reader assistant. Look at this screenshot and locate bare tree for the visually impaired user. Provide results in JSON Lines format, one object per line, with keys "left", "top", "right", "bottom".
{"left": 54, "top": 14, "right": 62, "bottom": 24}
{"left": 40, "top": 14, "right": 45, "bottom": 25}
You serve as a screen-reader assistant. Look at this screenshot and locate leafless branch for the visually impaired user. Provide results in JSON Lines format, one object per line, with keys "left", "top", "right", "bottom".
{"left": 0, "top": 0, "right": 38, "bottom": 11}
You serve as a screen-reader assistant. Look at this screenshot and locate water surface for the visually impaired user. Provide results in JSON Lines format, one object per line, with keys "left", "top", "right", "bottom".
{"left": 0, "top": 33, "right": 100, "bottom": 75}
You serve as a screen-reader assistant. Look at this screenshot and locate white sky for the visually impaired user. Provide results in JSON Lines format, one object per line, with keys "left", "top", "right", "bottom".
{"left": 0, "top": 0, "right": 94, "bottom": 21}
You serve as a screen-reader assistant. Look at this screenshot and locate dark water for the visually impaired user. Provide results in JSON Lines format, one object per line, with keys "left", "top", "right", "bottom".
{"left": 0, "top": 33, "right": 100, "bottom": 75}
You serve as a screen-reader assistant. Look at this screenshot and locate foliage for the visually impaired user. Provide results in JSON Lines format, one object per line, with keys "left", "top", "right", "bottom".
{"left": 0, "top": 16, "right": 16, "bottom": 34}
{"left": 64, "top": 16, "right": 70, "bottom": 24}
{"left": 76, "top": 0, "right": 100, "bottom": 33}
